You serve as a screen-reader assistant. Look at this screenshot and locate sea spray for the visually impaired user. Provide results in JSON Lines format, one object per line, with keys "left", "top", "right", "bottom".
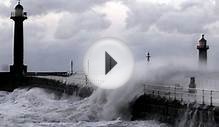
{"left": 0, "top": 85, "right": 165, "bottom": 126}
{"left": 86, "top": 61, "right": 199, "bottom": 121}
{"left": 0, "top": 61, "right": 218, "bottom": 126}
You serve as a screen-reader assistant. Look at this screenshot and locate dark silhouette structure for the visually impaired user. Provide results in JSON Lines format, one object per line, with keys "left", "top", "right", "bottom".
{"left": 0, "top": 1, "right": 73, "bottom": 91}
{"left": 146, "top": 52, "right": 151, "bottom": 63}
{"left": 71, "top": 60, "right": 73, "bottom": 74}
{"left": 9, "top": 1, "right": 71, "bottom": 77}
{"left": 10, "top": 1, "right": 27, "bottom": 75}
{"left": 197, "top": 35, "right": 209, "bottom": 66}
{"left": 188, "top": 77, "right": 196, "bottom": 93}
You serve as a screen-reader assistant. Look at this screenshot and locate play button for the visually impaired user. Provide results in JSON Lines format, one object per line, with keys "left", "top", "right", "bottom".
{"left": 105, "top": 51, "right": 117, "bottom": 75}
{"left": 83, "top": 38, "right": 134, "bottom": 89}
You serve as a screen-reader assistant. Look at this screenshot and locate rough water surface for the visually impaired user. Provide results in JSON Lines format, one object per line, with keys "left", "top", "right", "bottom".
{"left": 0, "top": 88, "right": 167, "bottom": 127}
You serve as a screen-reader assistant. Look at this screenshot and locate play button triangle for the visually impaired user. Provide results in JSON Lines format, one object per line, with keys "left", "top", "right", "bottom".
{"left": 105, "top": 51, "right": 117, "bottom": 75}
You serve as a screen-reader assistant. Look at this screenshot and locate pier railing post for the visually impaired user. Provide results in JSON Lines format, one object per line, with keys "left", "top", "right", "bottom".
{"left": 210, "top": 90, "right": 213, "bottom": 106}
{"left": 85, "top": 75, "right": 88, "bottom": 86}
{"left": 202, "top": 89, "right": 205, "bottom": 105}
{"left": 168, "top": 86, "right": 171, "bottom": 100}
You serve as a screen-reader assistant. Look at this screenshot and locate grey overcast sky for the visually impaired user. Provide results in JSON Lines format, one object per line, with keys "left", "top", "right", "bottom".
{"left": 0, "top": 0, "right": 219, "bottom": 72}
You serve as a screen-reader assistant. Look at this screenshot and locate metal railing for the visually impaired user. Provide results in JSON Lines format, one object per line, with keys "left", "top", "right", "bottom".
{"left": 37, "top": 72, "right": 97, "bottom": 88}
{"left": 143, "top": 83, "right": 219, "bottom": 106}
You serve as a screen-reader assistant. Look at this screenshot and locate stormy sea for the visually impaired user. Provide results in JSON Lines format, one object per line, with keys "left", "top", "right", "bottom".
{"left": 0, "top": 87, "right": 168, "bottom": 127}
{"left": 0, "top": 62, "right": 218, "bottom": 127}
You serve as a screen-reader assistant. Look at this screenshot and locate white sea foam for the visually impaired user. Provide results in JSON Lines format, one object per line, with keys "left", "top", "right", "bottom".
{"left": 0, "top": 87, "right": 166, "bottom": 127}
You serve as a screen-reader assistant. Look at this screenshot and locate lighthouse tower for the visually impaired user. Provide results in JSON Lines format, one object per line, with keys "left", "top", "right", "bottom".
{"left": 197, "top": 35, "right": 209, "bottom": 66}
{"left": 10, "top": 1, "right": 27, "bottom": 75}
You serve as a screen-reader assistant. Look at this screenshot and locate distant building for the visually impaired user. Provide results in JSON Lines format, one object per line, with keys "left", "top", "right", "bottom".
{"left": 197, "top": 35, "right": 209, "bottom": 67}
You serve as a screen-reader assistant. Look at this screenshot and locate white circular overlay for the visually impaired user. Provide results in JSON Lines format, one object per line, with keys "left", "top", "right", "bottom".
{"left": 83, "top": 38, "right": 134, "bottom": 89}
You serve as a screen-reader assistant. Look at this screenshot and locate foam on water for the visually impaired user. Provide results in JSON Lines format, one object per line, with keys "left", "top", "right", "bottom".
{"left": 0, "top": 87, "right": 166, "bottom": 127}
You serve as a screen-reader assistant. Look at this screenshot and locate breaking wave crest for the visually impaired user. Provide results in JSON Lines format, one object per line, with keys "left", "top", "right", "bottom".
{"left": 0, "top": 87, "right": 165, "bottom": 127}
